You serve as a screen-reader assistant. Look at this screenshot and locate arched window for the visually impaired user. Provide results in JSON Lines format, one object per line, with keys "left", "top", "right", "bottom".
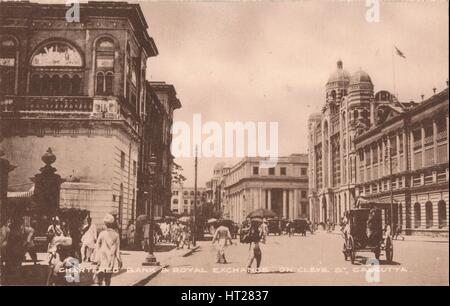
{"left": 330, "top": 90, "right": 336, "bottom": 99}
{"left": 41, "top": 74, "right": 51, "bottom": 95}
{"left": 96, "top": 72, "right": 104, "bottom": 94}
{"left": 438, "top": 200, "right": 447, "bottom": 228}
{"left": 30, "top": 74, "right": 41, "bottom": 95}
{"left": 51, "top": 75, "right": 61, "bottom": 95}
{"left": 0, "top": 36, "right": 18, "bottom": 95}
{"left": 95, "top": 37, "right": 115, "bottom": 96}
{"left": 29, "top": 41, "right": 83, "bottom": 96}
{"left": 105, "top": 72, "right": 114, "bottom": 95}
{"left": 414, "top": 202, "right": 421, "bottom": 228}
{"left": 425, "top": 201, "right": 433, "bottom": 228}
{"left": 61, "top": 74, "right": 71, "bottom": 94}
{"left": 71, "top": 75, "right": 81, "bottom": 95}
{"left": 354, "top": 110, "right": 359, "bottom": 120}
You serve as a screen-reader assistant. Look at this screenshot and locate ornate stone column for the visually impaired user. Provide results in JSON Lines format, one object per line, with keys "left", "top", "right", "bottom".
{"left": 30, "top": 148, "right": 65, "bottom": 217}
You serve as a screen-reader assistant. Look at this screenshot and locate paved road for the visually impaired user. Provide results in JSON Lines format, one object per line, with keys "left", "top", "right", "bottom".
{"left": 147, "top": 232, "right": 449, "bottom": 285}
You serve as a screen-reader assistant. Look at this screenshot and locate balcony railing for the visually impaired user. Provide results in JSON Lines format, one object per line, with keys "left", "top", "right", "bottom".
{"left": 1, "top": 95, "right": 93, "bottom": 112}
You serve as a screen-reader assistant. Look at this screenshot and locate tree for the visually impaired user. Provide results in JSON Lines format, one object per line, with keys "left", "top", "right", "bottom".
{"left": 171, "top": 161, "right": 186, "bottom": 186}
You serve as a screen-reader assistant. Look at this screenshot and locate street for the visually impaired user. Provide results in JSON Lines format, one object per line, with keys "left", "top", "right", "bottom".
{"left": 147, "top": 232, "right": 449, "bottom": 286}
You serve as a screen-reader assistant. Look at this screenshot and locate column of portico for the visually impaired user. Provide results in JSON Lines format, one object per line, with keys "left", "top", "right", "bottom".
{"left": 421, "top": 123, "right": 426, "bottom": 167}
{"left": 294, "top": 189, "right": 299, "bottom": 218}
{"left": 283, "top": 189, "right": 287, "bottom": 219}
{"left": 267, "top": 188, "right": 272, "bottom": 211}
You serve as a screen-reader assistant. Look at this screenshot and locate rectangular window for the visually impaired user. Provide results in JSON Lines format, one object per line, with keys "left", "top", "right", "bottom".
{"left": 280, "top": 167, "right": 287, "bottom": 175}
{"left": 301, "top": 168, "right": 307, "bottom": 176}
{"left": 253, "top": 166, "right": 259, "bottom": 175}
{"left": 120, "top": 151, "right": 125, "bottom": 169}
{"left": 133, "top": 161, "right": 137, "bottom": 175}
{"left": 301, "top": 190, "right": 307, "bottom": 198}
{"left": 269, "top": 167, "right": 275, "bottom": 175}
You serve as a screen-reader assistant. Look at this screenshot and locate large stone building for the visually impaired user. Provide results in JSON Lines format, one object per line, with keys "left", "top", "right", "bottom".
{"left": 354, "top": 87, "right": 448, "bottom": 236}
{"left": 307, "top": 60, "right": 448, "bottom": 236}
{"left": 0, "top": 1, "right": 180, "bottom": 234}
{"left": 138, "top": 82, "right": 181, "bottom": 219}
{"left": 223, "top": 155, "right": 309, "bottom": 223}
{"left": 170, "top": 185, "right": 206, "bottom": 215}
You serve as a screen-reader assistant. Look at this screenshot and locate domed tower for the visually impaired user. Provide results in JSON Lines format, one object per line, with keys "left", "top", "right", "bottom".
{"left": 348, "top": 69, "right": 374, "bottom": 132}
{"left": 326, "top": 59, "right": 350, "bottom": 105}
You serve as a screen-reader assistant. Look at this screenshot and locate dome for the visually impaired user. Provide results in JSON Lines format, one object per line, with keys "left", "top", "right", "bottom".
{"left": 327, "top": 59, "right": 351, "bottom": 84}
{"left": 350, "top": 69, "right": 372, "bottom": 85}
{"left": 213, "top": 162, "right": 226, "bottom": 171}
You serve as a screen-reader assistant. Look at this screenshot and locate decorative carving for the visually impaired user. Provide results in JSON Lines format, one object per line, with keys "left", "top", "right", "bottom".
{"left": 31, "top": 42, "right": 82, "bottom": 67}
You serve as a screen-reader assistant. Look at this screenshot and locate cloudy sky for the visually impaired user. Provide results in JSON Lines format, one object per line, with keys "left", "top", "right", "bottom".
{"left": 140, "top": 0, "right": 449, "bottom": 187}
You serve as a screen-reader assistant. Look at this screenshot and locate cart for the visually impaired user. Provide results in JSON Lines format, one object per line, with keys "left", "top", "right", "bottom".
{"left": 342, "top": 208, "right": 394, "bottom": 264}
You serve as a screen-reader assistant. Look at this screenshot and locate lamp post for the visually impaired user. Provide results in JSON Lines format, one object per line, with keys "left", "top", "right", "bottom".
{"left": 142, "top": 153, "right": 159, "bottom": 266}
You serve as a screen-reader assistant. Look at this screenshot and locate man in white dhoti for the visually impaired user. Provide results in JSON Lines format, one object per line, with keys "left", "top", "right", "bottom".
{"left": 212, "top": 221, "right": 233, "bottom": 264}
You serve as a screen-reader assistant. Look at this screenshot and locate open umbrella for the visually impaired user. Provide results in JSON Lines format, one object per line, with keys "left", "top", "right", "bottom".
{"left": 178, "top": 216, "right": 192, "bottom": 224}
{"left": 247, "top": 208, "right": 277, "bottom": 219}
{"left": 207, "top": 218, "right": 218, "bottom": 224}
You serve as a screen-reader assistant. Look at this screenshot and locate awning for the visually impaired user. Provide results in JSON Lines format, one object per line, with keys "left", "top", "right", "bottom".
{"left": 355, "top": 196, "right": 400, "bottom": 208}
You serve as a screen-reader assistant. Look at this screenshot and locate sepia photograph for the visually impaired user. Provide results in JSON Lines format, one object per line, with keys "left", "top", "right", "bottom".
{"left": 0, "top": 0, "right": 448, "bottom": 291}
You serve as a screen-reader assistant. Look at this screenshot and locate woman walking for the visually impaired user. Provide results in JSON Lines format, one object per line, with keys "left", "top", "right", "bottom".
{"left": 93, "top": 214, "right": 123, "bottom": 286}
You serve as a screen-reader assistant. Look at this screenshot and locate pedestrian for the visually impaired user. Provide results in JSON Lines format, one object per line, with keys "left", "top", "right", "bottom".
{"left": 80, "top": 217, "right": 97, "bottom": 262}
{"left": 143, "top": 221, "right": 150, "bottom": 251}
{"left": 178, "top": 224, "right": 191, "bottom": 250}
{"left": 246, "top": 219, "right": 263, "bottom": 273}
{"left": 93, "top": 214, "right": 123, "bottom": 286}
{"left": 5, "top": 217, "right": 25, "bottom": 284}
{"left": 0, "top": 219, "right": 10, "bottom": 271}
{"left": 126, "top": 220, "right": 136, "bottom": 249}
{"left": 260, "top": 219, "right": 269, "bottom": 243}
{"left": 211, "top": 221, "right": 233, "bottom": 264}
{"left": 394, "top": 223, "right": 405, "bottom": 241}
{"left": 24, "top": 220, "right": 38, "bottom": 265}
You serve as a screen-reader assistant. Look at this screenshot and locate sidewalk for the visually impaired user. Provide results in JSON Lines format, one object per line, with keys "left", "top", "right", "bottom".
{"left": 319, "top": 228, "right": 449, "bottom": 243}
{"left": 20, "top": 243, "right": 200, "bottom": 286}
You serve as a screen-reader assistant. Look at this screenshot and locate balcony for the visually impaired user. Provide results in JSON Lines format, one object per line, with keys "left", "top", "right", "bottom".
{"left": 1, "top": 95, "right": 93, "bottom": 113}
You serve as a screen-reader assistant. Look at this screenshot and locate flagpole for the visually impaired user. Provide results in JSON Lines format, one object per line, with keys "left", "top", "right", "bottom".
{"left": 391, "top": 44, "right": 397, "bottom": 99}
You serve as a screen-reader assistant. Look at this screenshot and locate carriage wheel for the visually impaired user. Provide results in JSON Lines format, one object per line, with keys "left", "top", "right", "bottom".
{"left": 385, "top": 237, "right": 394, "bottom": 263}
{"left": 374, "top": 247, "right": 381, "bottom": 260}
{"left": 348, "top": 236, "right": 356, "bottom": 264}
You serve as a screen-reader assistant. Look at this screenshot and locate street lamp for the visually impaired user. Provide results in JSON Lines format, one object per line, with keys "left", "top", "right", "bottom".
{"left": 142, "top": 153, "right": 159, "bottom": 266}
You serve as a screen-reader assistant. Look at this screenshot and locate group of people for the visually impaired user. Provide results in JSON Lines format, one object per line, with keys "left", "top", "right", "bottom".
{"left": 0, "top": 217, "right": 38, "bottom": 284}
{"left": 125, "top": 219, "right": 193, "bottom": 252}
{"left": 211, "top": 218, "right": 269, "bottom": 273}
{"left": 0, "top": 213, "right": 123, "bottom": 286}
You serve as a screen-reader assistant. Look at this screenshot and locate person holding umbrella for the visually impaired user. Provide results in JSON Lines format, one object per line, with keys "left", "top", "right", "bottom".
{"left": 246, "top": 218, "right": 264, "bottom": 273}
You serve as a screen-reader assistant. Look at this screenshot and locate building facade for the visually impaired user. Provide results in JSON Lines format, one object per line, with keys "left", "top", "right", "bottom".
{"left": 223, "top": 155, "right": 309, "bottom": 223}
{"left": 170, "top": 185, "right": 206, "bottom": 215}
{"left": 137, "top": 82, "right": 181, "bottom": 219}
{"left": 0, "top": 1, "right": 180, "bottom": 235}
{"left": 307, "top": 60, "right": 418, "bottom": 226}
{"left": 354, "top": 87, "right": 448, "bottom": 236}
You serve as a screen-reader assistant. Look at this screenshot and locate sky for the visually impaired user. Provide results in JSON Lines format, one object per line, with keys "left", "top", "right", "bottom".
{"left": 138, "top": 0, "right": 449, "bottom": 187}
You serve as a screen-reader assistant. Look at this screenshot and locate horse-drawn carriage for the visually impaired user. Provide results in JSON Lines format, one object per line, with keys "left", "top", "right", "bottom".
{"left": 342, "top": 208, "right": 394, "bottom": 264}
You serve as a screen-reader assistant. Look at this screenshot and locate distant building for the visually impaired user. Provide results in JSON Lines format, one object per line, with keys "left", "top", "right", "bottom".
{"left": 223, "top": 155, "right": 309, "bottom": 223}
{"left": 170, "top": 185, "right": 206, "bottom": 215}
